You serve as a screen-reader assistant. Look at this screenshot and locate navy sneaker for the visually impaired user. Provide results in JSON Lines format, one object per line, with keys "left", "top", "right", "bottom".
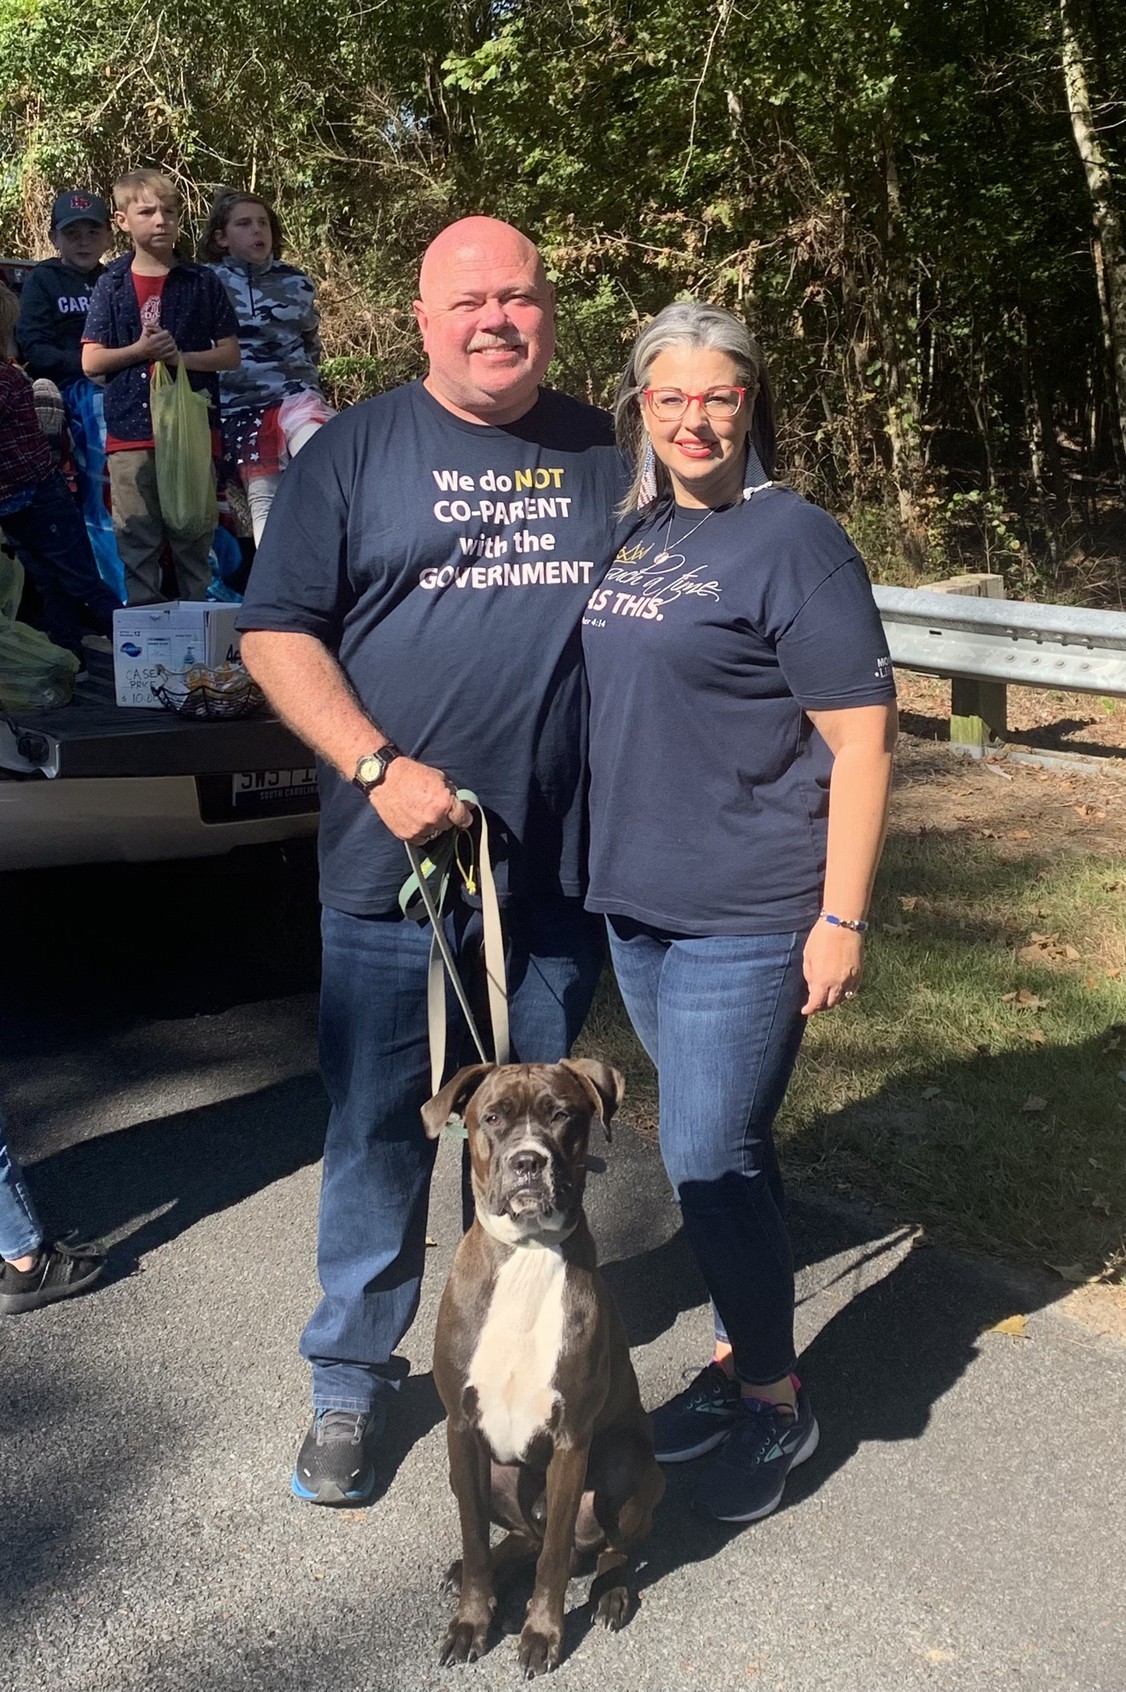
{"left": 693, "top": 1388, "right": 819, "bottom": 1522}
{"left": 291, "top": 1406, "right": 385, "bottom": 1505}
{"left": 650, "top": 1362, "right": 741, "bottom": 1462}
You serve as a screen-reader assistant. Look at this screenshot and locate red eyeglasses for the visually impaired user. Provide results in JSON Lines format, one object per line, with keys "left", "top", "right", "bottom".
{"left": 643, "top": 386, "right": 747, "bottom": 420}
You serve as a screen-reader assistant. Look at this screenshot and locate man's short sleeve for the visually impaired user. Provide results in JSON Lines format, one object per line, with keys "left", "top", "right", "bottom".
{"left": 235, "top": 420, "right": 353, "bottom": 647}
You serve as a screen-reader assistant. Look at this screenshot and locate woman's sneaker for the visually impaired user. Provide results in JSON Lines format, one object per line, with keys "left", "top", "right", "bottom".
{"left": 0, "top": 1238, "right": 106, "bottom": 1315}
{"left": 291, "top": 1406, "right": 385, "bottom": 1505}
{"left": 693, "top": 1388, "right": 819, "bottom": 1522}
{"left": 649, "top": 1362, "right": 741, "bottom": 1461}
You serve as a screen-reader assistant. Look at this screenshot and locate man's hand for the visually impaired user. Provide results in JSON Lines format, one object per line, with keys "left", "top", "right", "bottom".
{"left": 369, "top": 757, "right": 474, "bottom": 845}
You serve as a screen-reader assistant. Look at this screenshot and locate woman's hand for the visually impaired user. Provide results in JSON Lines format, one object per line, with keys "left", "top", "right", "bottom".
{"left": 801, "top": 920, "right": 863, "bottom": 1015}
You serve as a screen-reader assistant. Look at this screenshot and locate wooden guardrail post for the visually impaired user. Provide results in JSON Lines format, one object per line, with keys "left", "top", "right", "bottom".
{"left": 927, "top": 573, "right": 1007, "bottom": 752}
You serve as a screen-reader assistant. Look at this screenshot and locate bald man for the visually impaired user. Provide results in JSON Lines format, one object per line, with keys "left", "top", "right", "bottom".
{"left": 238, "top": 218, "right": 626, "bottom": 1505}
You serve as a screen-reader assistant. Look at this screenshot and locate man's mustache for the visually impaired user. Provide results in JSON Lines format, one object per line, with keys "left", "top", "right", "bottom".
{"left": 467, "top": 335, "right": 527, "bottom": 352}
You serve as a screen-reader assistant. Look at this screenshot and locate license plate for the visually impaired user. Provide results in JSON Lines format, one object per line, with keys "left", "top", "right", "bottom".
{"left": 231, "top": 767, "right": 318, "bottom": 812}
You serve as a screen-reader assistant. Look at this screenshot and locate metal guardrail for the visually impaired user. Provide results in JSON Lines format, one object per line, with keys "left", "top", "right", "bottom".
{"left": 873, "top": 586, "right": 1126, "bottom": 698}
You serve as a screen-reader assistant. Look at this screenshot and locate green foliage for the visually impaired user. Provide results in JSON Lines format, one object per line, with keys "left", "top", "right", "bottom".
{"left": 1, "top": 0, "right": 1122, "bottom": 583}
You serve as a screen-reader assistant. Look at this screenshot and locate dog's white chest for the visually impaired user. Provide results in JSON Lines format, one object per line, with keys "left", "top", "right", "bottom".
{"left": 467, "top": 1245, "right": 567, "bottom": 1464}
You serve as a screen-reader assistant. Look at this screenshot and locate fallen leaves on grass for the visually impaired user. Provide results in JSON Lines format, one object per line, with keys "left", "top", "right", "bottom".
{"left": 1021, "top": 1095, "right": 1048, "bottom": 1112}
{"left": 1001, "top": 988, "right": 1050, "bottom": 1009}
{"left": 1017, "top": 932, "right": 1081, "bottom": 964}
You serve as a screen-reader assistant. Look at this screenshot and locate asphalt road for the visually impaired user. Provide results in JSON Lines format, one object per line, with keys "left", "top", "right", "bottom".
{"left": 3, "top": 847, "right": 1124, "bottom": 1692}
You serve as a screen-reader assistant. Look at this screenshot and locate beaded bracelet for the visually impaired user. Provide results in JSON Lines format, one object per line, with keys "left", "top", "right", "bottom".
{"left": 820, "top": 911, "right": 869, "bottom": 934}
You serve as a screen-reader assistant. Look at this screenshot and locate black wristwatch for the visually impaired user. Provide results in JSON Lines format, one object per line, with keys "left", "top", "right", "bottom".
{"left": 351, "top": 744, "right": 403, "bottom": 794}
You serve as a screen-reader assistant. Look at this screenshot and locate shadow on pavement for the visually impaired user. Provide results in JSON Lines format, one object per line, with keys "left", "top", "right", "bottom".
{"left": 24, "top": 1073, "right": 327, "bottom": 1258}
{"left": 2, "top": 842, "right": 322, "bottom": 1039}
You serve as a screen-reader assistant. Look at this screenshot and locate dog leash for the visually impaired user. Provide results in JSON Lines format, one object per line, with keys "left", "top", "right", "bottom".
{"left": 400, "top": 789, "right": 509, "bottom": 1098}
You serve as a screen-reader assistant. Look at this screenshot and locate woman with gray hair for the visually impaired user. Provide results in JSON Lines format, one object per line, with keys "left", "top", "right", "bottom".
{"left": 582, "top": 301, "right": 898, "bottom": 1524}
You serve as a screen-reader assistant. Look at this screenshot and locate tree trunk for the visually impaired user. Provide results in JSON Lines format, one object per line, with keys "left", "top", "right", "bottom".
{"left": 1060, "top": 0, "right": 1126, "bottom": 486}
{"left": 1019, "top": 311, "right": 1061, "bottom": 566}
{"left": 872, "top": 133, "right": 926, "bottom": 558}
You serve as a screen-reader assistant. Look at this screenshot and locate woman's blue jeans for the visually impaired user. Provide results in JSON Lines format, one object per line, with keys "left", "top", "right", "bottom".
{"left": 0, "top": 1111, "right": 44, "bottom": 1262}
{"left": 303, "top": 896, "right": 605, "bottom": 1414}
{"left": 607, "top": 917, "right": 809, "bottom": 1387}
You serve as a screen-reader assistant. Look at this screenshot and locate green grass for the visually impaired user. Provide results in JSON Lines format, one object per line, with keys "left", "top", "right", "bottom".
{"left": 574, "top": 835, "right": 1126, "bottom": 1283}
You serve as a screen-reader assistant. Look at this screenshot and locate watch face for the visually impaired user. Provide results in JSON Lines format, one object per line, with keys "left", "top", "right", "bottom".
{"left": 356, "top": 754, "right": 383, "bottom": 786}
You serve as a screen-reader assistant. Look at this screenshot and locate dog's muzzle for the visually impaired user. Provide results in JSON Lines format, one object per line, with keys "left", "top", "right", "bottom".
{"left": 498, "top": 1140, "right": 562, "bottom": 1219}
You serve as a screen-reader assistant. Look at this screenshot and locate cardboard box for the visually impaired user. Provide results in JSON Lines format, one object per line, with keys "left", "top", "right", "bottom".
{"left": 113, "top": 603, "right": 242, "bottom": 709}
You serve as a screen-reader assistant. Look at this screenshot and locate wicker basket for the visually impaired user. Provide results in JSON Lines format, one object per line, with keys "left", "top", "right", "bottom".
{"left": 150, "top": 664, "right": 266, "bottom": 720}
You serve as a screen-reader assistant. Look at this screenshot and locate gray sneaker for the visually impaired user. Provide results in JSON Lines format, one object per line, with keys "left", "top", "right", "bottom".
{"left": 649, "top": 1362, "right": 741, "bottom": 1462}
{"left": 291, "top": 1406, "right": 385, "bottom": 1505}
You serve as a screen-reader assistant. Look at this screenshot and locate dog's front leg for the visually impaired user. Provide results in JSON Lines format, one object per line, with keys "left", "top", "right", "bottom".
{"left": 440, "top": 1422, "right": 495, "bottom": 1666}
{"left": 518, "top": 1441, "right": 589, "bottom": 1677}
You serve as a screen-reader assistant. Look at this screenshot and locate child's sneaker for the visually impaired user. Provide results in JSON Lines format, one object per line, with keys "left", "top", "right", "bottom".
{"left": 0, "top": 1238, "right": 106, "bottom": 1314}
{"left": 693, "top": 1388, "right": 819, "bottom": 1522}
{"left": 649, "top": 1362, "right": 741, "bottom": 1461}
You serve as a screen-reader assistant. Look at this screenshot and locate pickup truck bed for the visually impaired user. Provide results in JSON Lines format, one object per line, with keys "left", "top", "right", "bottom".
{"left": 0, "top": 675, "right": 319, "bottom": 870}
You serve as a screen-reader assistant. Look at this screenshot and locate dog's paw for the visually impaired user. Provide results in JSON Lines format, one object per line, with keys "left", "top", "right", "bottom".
{"left": 439, "top": 1615, "right": 489, "bottom": 1666}
{"left": 594, "top": 1582, "right": 631, "bottom": 1631}
{"left": 516, "top": 1621, "right": 561, "bottom": 1677}
{"left": 440, "top": 1558, "right": 463, "bottom": 1598}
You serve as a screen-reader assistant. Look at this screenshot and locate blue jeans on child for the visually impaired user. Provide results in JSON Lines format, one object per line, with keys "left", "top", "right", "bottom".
{"left": 0, "top": 1111, "right": 44, "bottom": 1262}
{"left": 607, "top": 916, "right": 810, "bottom": 1387}
{"left": 302, "top": 895, "right": 605, "bottom": 1414}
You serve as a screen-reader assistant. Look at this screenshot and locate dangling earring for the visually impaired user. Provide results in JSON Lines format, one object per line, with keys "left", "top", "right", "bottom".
{"left": 639, "top": 441, "right": 657, "bottom": 508}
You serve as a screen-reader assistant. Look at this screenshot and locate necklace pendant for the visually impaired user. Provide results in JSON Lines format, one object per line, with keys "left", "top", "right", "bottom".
{"left": 653, "top": 550, "right": 670, "bottom": 564}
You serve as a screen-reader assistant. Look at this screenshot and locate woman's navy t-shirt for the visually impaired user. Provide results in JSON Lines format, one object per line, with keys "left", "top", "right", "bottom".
{"left": 237, "top": 380, "right": 625, "bottom": 915}
{"left": 582, "top": 483, "right": 896, "bottom": 935}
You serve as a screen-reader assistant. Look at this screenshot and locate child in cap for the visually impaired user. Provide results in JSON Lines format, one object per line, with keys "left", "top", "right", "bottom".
{"left": 82, "top": 169, "right": 240, "bottom": 604}
{"left": 16, "top": 190, "right": 113, "bottom": 384}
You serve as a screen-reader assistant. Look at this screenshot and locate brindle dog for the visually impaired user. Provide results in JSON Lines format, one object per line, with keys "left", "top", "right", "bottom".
{"left": 422, "top": 1059, "right": 664, "bottom": 1677}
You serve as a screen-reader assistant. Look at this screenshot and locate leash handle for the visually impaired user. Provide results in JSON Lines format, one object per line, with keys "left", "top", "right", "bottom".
{"left": 402, "top": 790, "right": 509, "bottom": 1096}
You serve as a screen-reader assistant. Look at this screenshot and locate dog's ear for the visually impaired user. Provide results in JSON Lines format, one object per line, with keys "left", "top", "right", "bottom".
{"left": 420, "top": 1063, "right": 495, "bottom": 1139}
{"left": 560, "top": 1059, "right": 625, "bottom": 1142}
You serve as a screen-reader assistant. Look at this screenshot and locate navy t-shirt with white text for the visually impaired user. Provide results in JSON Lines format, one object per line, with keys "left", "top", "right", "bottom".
{"left": 237, "top": 380, "right": 625, "bottom": 915}
{"left": 582, "top": 484, "right": 896, "bottom": 935}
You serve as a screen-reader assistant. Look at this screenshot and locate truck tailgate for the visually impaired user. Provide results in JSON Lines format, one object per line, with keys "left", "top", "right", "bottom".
{"left": 0, "top": 682, "right": 315, "bottom": 780}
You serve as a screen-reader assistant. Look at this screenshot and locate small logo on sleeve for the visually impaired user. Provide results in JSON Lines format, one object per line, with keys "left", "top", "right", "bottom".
{"left": 875, "top": 654, "right": 891, "bottom": 680}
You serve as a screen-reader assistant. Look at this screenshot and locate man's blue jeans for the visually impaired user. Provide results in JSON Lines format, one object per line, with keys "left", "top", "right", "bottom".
{"left": 607, "top": 917, "right": 809, "bottom": 1387}
{"left": 303, "top": 896, "right": 605, "bottom": 1413}
{"left": 0, "top": 1111, "right": 44, "bottom": 1262}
